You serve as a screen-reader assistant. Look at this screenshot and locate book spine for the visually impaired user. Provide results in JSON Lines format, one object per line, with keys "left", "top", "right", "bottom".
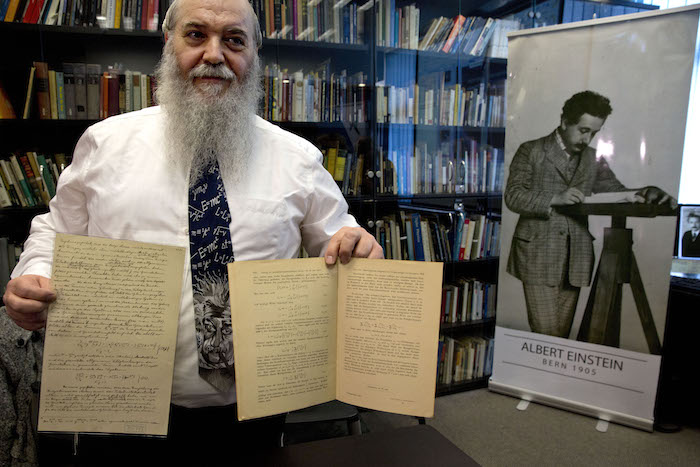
{"left": 73, "top": 63, "right": 87, "bottom": 119}
{"left": 9, "top": 156, "right": 35, "bottom": 206}
{"left": 33, "top": 61, "right": 50, "bottom": 119}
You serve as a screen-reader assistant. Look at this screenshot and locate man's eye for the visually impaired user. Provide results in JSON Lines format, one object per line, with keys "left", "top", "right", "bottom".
{"left": 225, "top": 36, "right": 245, "bottom": 46}
{"left": 187, "top": 31, "right": 204, "bottom": 39}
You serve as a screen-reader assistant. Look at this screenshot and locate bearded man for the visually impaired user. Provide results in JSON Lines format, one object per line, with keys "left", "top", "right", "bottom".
{"left": 4, "top": 0, "right": 382, "bottom": 461}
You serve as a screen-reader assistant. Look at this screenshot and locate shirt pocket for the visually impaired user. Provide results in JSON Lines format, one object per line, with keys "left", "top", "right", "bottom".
{"left": 228, "top": 198, "right": 295, "bottom": 260}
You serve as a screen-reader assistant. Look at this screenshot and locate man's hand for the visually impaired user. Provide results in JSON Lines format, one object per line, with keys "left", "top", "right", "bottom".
{"left": 635, "top": 186, "right": 677, "bottom": 208}
{"left": 3, "top": 275, "right": 56, "bottom": 331}
{"left": 325, "top": 226, "right": 384, "bottom": 265}
{"left": 550, "top": 188, "right": 585, "bottom": 206}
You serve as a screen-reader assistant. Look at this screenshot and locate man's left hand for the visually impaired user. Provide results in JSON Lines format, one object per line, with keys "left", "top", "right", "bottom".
{"left": 635, "top": 186, "right": 678, "bottom": 208}
{"left": 325, "top": 227, "right": 384, "bottom": 265}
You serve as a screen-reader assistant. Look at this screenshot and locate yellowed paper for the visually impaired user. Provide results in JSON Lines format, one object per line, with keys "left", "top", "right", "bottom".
{"left": 336, "top": 259, "right": 443, "bottom": 417}
{"left": 229, "top": 258, "right": 337, "bottom": 420}
{"left": 230, "top": 258, "right": 442, "bottom": 420}
{"left": 38, "top": 234, "right": 185, "bottom": 436}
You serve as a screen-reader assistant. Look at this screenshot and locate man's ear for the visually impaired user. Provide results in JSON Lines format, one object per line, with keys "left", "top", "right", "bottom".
{"left": 164, "top": 31, "right": 170, "bottom": 42}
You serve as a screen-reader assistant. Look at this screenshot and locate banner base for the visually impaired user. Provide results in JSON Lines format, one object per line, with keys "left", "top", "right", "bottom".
{"left": 488, "top": 379, "right": 654, "bottom": 432}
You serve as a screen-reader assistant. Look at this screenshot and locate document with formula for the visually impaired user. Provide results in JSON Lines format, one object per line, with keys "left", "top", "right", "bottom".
{"left": 38, "top": 233, "right": 185, "bottom": 436}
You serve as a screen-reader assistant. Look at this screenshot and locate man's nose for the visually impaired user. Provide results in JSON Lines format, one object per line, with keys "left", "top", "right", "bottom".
{"left": 582, "top": 133, "right": 592, "bottom": 144}
{"left": 203, "top": 38, "right": 225, "bottom": 65}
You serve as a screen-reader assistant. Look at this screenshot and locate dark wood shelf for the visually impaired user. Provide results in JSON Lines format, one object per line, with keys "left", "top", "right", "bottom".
{"left": 440, "top": 318, "right": 496, "bottom": 336}
{"left": 436, "top": 376, "right": 489, "bottom": 396}
{"left": 376, "top": 46, "right": 507, "bottom": 70}
{"left": 0, "top": 22, "right": 162, "bottom": 38}
{"left": 0, "top": 119, "right": 94, "bottom": 153}
{"left": 262, "top": 38, "right": 368, "bottom": 53}
{"left": 276, "top": 121, "right": 369, "bottom": 131}
{"left": 0, "top": 206, "right": 49, "bottom": 216}
{"left": 376, "top": 123, "right": 505, "bottom": 133}
{"left": 376, "top": 192, "right": 502, "bottom": 201}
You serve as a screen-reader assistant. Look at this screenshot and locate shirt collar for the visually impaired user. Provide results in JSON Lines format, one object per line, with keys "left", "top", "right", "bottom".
{"left": 554, "top": 128, "right": 572, "bottom": 159}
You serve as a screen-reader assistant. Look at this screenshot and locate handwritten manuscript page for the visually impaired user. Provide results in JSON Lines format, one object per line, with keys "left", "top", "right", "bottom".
{"left": 229, "top": 258, "right": 337, "bottom": 420}
{"left": 38, "top": 234, "right": 185, "bottom": 436}
{"left": 336, "top": 259, "right": 443, "bottom": 417}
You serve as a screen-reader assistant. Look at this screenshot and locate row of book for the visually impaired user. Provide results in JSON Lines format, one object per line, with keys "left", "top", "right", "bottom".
{"left": 320, "top": 141, "right": 366, "bottom": 196}
{"left": 375, "top": 211, "right": 500, "bottom": 262}
{"left": 0, "top": 0, "right": 161, "bottom": 31}
{"left": 250, "top": 0, "right": 519, "bottom": 58}
{"left": 22, "top": 62, "right": 156, "bottom": 120}
{"left": 441, "top": 279, "right": 496, "bottom": 324}
{"left": 0, "top": 153, "right": 68, "bottom": 208}
{"left": 252, "top": 0, "right": 369, "bottom": 44}
{"left": 378, "top": 3, "right": 521, "bottom": 60}
{"left": 0, "top": 238, "right": 22, "bottom": 298}
{"left": 262, "top": 63, "right": 367, "bottom": 123}
{"left": 378, "top": 138, "right": 504, "bottom": 196}
{"left": 375, "top": 78, "right": 506, "bottom": 128}
{"left": 438, "top": 335, "right": 494, "bottom": 386}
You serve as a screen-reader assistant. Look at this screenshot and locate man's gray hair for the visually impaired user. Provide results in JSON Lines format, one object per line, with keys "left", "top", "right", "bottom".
{"left": 161, "top": 0, "right": 263, "bottom": 50}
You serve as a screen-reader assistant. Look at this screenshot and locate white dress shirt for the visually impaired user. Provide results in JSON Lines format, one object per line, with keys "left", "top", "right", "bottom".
{"left": 12, "top": 106, "right": 359, "bottom": 407}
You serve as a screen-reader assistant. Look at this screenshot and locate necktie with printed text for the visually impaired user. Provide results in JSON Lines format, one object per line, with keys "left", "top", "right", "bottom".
{"left": 188, "top": 160, "right": 235, "bottom": 392}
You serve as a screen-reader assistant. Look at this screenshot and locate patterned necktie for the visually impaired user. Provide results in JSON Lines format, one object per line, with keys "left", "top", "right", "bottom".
{"left": 188, "top": 160, "right": 235, "bottom": 392}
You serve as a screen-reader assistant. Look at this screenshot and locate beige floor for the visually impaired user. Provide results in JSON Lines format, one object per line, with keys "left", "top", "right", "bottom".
{"left": 360, "top": 389, "right": 700, "bottom": 467}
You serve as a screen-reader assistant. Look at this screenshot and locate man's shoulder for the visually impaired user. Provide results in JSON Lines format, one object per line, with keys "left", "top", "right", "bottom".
{"left": 253, "top": 116, "right": 321, "bottom": 160}
{"left": 515, "top": 131, "right": 557, "bottom": 157}
{"left": 87, "top": 106, "right": 163, "bottom": 139}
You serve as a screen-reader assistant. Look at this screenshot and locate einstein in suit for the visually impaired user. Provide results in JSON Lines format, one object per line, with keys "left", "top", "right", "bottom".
{"left": 504, "top": 90, "right": 672, "bottom": 338}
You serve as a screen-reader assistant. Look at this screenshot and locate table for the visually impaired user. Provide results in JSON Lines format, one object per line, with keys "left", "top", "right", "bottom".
{"left": 557, "top": 203, "right": 677, "bottom": 354}
{"left": 260, "top": 424, "right": 480, "bottom": 467}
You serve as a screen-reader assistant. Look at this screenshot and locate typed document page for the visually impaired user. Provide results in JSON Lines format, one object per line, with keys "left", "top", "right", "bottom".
{"left": 229, "top": 258, "right": 338, "bottom": 421}
{"left": 336, "top": 259, "right": 443, "bottom": 418}
{"left": 38, "top": 234, "right": 185, "bottom": 436}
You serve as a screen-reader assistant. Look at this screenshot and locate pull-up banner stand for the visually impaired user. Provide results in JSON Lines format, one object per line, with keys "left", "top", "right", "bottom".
{"left": 490, "top": 5, "right": 700, "bottom": 431}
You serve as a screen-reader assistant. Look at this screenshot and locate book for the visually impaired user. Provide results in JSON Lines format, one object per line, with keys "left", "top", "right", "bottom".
{"left": 0, "top": 174, "right": 12, "bottom": 207}
{"left": 229, "top": 257, "right": 443, "bottom": 421}
{"left": 132, "top": 71, "right": 141, "bottom": 110}
{"left": 55, "top": 71, "right": 66, "bottom": 119}
{"left": 48, "top": 69, "right": 58, "bottom": 119}
{"left": 4, "top": 0, "right": 21, "bottom": 21}
{"left": 0, "top": 80, "right": 15, "bottom": 118}
{"left": 86, "top": 63, "right": 101, "bottom": 120}
{"left": 62, "top": 63, "right": 76, "bottom": 119}
{"left": 36, "top": 154, "right": 56, "bottom": 198}
{"left": 0, "top": 160, "right": 23, "bottom": 206}
{"left": 33, "top": 61, "right": 50, "bottom": 119}
{"left": 9, "top": 155, "right": 35, "bottom": 206}
{"left": 73, "top": 63, "right": 87, "bottom": 119}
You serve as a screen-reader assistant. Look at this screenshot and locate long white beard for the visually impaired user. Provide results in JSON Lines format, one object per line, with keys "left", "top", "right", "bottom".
{"left": 154, "top": 40, "right": 262, "bottom": 187}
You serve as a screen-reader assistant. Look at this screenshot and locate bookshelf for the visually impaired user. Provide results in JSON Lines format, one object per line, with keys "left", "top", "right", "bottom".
{"left": 0, "top": 0, "right": 511, "bottom": 395}
{"left": 10, "top": 0, "right": 657, "bottom": 395}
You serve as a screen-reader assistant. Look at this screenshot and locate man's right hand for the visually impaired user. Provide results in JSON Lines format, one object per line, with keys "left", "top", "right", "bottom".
{"left": 550, "top": 188, "right": 585, "bottom": 206}
{"left": 3, "top": 275, "right": 56, "bottom": 331}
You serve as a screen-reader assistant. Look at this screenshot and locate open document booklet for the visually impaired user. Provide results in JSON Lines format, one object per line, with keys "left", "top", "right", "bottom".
{"left": 229, "top": 257, "right": 443, "bottom": 421}
{"left": 38, "top": 234, "right": 443, "bottom": 436}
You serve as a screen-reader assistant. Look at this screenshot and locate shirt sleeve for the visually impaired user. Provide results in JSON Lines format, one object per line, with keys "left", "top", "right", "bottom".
{"left": 300, "top": 148, "right": 360, "bottom": 257}
{"left": 11, "top": 128, "right": 94, "bottom": 279}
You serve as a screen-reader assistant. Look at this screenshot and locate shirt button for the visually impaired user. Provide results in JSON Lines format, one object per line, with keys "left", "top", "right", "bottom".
{"left": 16, "top": 338, "right": 25, "bottom": 347}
